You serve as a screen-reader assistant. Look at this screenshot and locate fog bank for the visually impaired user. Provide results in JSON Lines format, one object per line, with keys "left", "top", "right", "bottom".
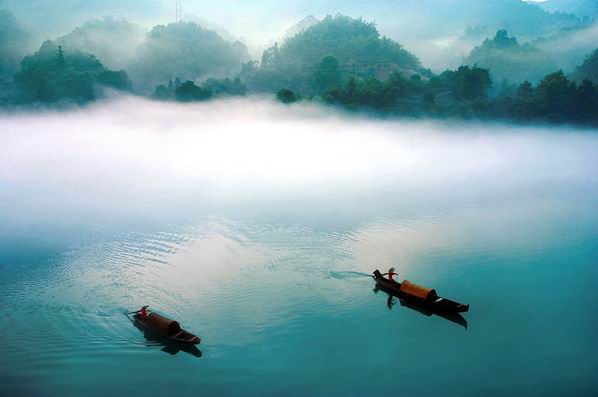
{"left": 1, "top": 96, "right": 597, "bottom": 233}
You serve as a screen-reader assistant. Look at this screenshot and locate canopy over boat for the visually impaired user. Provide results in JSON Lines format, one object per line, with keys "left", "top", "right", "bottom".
{"left": 142, "top": 313, "right": 182, "bottom": 337}
{"left": 132, "top": 311, "right": 201, "bottom": 345}
{"left": 399, "top": 280, "right": 436, "bottom": 301}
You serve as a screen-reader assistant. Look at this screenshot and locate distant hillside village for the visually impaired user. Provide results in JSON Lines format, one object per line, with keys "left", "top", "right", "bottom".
{"left": 1, "top": 6, "right": 598, "bottom": 125}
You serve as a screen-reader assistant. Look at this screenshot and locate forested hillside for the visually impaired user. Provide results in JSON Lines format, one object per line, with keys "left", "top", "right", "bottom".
{"left": 465, "top": 30, "right": 557, "bottom": 85}
{"left": 55, "top": 17, "right": 145, "bottom": 71}
{"left": 0, "top": 6, "right": 596, "bottom": 126}
{"left": 14, "top": 40, "right": 131, "bottom": 104}
{"left": 128, "top": 22, "right": 250, "bottom": 93}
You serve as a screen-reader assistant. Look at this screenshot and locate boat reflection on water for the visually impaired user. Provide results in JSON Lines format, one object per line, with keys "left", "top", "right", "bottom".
{"left": 158, "top": 343, "right": 202, "bottom": 358}
{"left": 374, "top": 285, "right": 468, "bottom": 329}
{"left": 127, "top": 315, "right": 203, "bottom": 358}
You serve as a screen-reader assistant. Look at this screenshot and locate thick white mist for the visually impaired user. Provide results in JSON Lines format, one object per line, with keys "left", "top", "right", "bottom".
{"left": 1, "top": 96, "right": 597, "bottom": 228}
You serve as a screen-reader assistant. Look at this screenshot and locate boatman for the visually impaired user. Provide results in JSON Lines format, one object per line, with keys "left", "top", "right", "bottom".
{"left": 140, "top": 305, "right": 149, "bottom": 319}
{"left": 386, "top": 267, "right": 397, "bottom": 283}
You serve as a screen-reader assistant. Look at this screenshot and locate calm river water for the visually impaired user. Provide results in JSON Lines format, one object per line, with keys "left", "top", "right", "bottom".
{"left": 1, "top": 98, "right": 597, "bottom": 396}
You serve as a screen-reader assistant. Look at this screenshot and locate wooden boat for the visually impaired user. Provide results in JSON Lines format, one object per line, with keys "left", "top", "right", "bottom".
{"left": 132, "top": 312, "right": 201, "bottom": 345}
{"left": 373, "top": 270, "right": 469, "bottom": 313}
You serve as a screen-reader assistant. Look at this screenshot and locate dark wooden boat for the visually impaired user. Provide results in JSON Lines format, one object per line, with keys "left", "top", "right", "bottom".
{"left": 132, "top": 312, "right": 201, "bottom": 345}
{"left": 373, "top": 270, "right": 469, "bottom": 313}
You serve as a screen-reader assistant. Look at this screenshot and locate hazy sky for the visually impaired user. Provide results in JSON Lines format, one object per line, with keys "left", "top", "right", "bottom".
{"left": 0, "top": 0, "right": 559, "bottom": 46}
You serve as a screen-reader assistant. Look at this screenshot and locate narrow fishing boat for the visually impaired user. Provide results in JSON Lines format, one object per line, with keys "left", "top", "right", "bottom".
{"left": 132, "top": 311, "right": 201, "bottom": 345}
{"left": 373, "top": 270, "right": 469, "bottom": 313}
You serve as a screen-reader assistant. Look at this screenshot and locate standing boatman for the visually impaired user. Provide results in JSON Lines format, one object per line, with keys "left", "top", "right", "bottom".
{"left": 139, "top": 305, "right": 149, "bottom": 319}
{"left": 385, "top": 267, "right": 397, "bottom": 283}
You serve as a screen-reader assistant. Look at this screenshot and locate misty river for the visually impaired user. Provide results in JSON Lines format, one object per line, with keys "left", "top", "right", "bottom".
{"left": 1, "top": 97, "right": 597, "bottom": 396}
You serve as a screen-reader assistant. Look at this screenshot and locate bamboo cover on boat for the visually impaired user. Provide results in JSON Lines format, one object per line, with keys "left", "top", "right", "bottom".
{"left": 143, "top": 313, "right": 181, "bottom": 336}
{"left": 399, "top": 280, "right": 436, "bottom": 300}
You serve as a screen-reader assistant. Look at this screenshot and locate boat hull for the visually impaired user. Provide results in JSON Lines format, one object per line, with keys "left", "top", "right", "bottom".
{"left": 133, "top": 313, "right": 201, "bottom": 345}
{"left": 373, "top": 270, "right": 469, "bottom": 313}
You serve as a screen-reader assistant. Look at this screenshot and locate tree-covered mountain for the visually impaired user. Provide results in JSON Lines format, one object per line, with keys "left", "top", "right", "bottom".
{"left": 375, "top": 0, "right": 583, "bottom": 71}
{"left": 534, "top": 0, "right": 598, "bottom": 18}
{"left": 55, "top": 17, "right": 145, "bottom": 71}
{"left": 264, "top": 15, "right": 421, "bottom": 77}
{"left": 464, "top": 30, "right": 557, "bottom": 85}
{"left": 128, "top": 22, "right": 250, "bottom": 93}
{"left": 534, "top": 21, "right": 598, "bottom": 73}
{"left": 243, "top": 15, "right": 423, "bottom": 96}
{"left": 14, "top": 40, "right": 131, "bottom": 104}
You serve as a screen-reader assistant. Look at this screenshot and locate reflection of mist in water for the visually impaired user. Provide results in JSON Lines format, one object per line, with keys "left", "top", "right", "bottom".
{"left": 1, "top": 97, "right": 598, "bottom": 397}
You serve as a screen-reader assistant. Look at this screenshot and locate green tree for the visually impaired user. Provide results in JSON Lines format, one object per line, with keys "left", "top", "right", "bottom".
{"left": 260, "top": 42, "right": 279, "bottom": 70}
{"left": 517, "top": 81, "right": 534, "bottom": 98}
{"left": 174, "top": 80, "right": 212, "bottom": 102}
{"left": 276, "top": 88, "right": 298, "bottom": 104}
{"left": 441, "top": 66, "right": 491, "bottom": 100}
{"left": 152, "top": 84, "right": 172, "bottom": 100}
{"left": 15, "top": 41, "right": 131, "bottom": 104}
{"left": 534, "top": 70, "right": 577, "bottom": 121}
{"left": 574, "top": 49, "right": 598, "bottom": 84}
{"left": 312, "top": 55, "right": 341, "bottom": 92}
{"left": 574, "top": 79, "right": 597, "bottom": 121}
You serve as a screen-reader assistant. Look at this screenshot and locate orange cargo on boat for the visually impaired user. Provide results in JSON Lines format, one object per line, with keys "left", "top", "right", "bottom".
{"left": 399, "top": 280, "right": 437, "bottom": 301}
